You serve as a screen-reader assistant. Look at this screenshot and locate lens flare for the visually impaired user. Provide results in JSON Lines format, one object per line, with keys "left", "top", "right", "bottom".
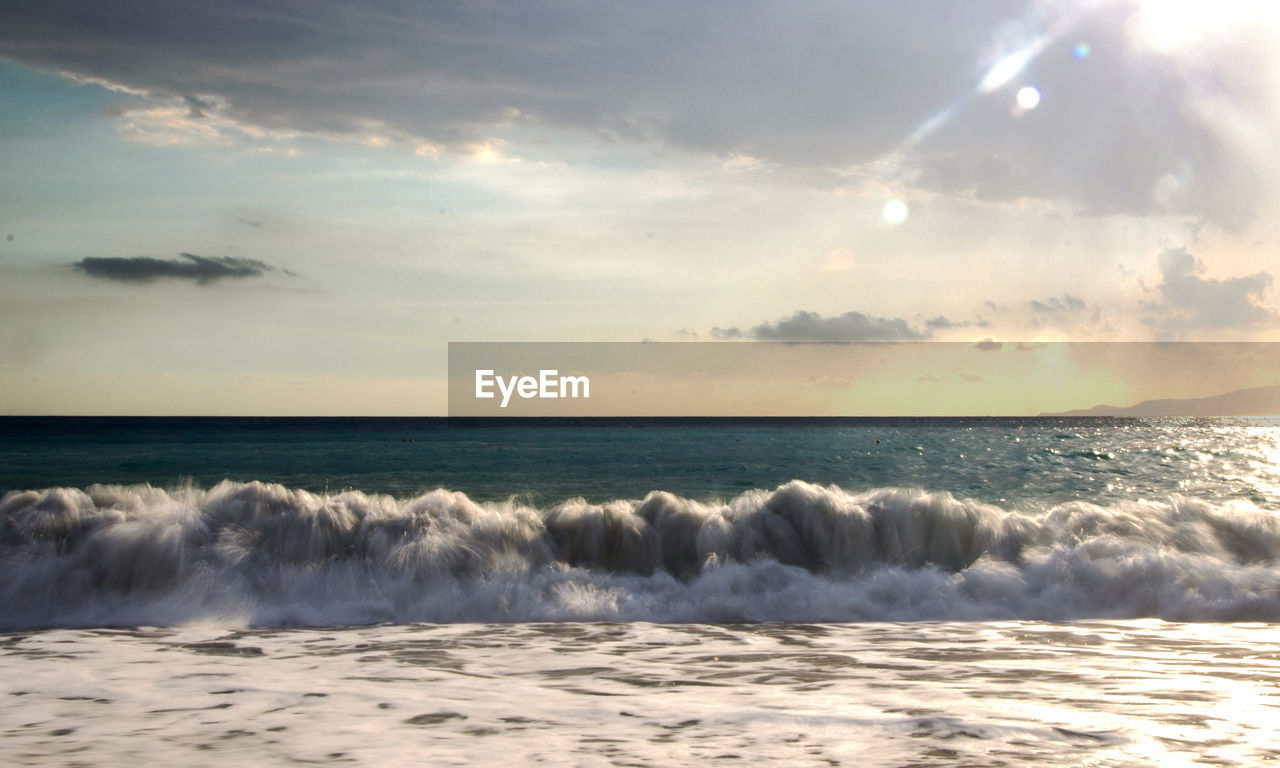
{"left": 980, "top": 49, "right": 1036, "bottom": 92}
{"left": 1016, "top": 86, "right": 1041, "bottom": 110}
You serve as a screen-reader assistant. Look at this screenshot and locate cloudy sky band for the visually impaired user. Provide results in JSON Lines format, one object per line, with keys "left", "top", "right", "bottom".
{"left": 1, "top": 0, "right": 1277, "bottom": 414}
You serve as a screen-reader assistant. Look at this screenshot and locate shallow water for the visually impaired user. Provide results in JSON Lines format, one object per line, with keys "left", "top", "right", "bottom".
{"left": 3, "top": 621, "right": 1278, "bottom": 767}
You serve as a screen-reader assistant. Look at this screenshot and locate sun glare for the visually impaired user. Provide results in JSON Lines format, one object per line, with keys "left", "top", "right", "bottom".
{"left": 882, "top": 199, "right": 909, "bottom": 225}
{"left": 1130, "top": 0, "right": 1277, "bottom": 52}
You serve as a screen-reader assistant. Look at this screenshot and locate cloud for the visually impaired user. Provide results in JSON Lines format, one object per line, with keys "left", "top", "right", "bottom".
{"left": 3, "top": 1, "right": 1277, "bottom": 225}
{"left": 74, "top": 253, "right": 279, "bottom": 284}
{"left": 1152, "top": 248, "right": 1277, "bottom": 330}
{"left": 925, "top": 315, "right": 989, "bottom": 330}
{"left": 974, "top": 294, "right": 1097, "bottom": 332}
{"left": 742, "top": 310, "right": 930, "bottom": 342}
{"left": 1028, "top": 294, "right": 1086, "bottom": 313}
{"left": 973, "top": 340, "right": 1003, "bottom": 351}
{"left": 912, "top": 2, "right": 1280, "bottom": 228}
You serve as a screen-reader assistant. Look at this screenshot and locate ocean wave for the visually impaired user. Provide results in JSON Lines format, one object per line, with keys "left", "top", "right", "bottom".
{"left": 2, "top": 480, "right": 1278, "bottom": 629}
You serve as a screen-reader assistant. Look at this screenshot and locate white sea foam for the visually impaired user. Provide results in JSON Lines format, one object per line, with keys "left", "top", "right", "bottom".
{"left": 4, "top": 621, "right": 1278, "bottom": 767}
{"left": 2, "top": 480, "right": 1279, "bottom": 629}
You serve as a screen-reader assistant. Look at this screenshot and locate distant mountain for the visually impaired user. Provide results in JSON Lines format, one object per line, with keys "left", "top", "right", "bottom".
{"left": 1040, "top": 384, "right": 1280, "bottom": 417}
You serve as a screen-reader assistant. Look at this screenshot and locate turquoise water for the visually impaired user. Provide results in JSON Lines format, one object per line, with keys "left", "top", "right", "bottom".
{"left": 2, "top": 416, "right": 1277, "bottom": 507}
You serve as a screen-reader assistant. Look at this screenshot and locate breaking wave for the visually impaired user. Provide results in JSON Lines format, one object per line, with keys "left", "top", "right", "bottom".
{"left": 2, "top": 480, "right": 1279, "bottom": 629}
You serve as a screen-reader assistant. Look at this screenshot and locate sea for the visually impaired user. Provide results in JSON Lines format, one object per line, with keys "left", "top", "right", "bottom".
{"left": 1, "top": 416, "right": 1278, "bottom": 766}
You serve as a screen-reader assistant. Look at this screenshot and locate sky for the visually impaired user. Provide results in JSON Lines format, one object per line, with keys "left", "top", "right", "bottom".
{"left": 2, "top": 0, "right": 1279, "bottom": 415}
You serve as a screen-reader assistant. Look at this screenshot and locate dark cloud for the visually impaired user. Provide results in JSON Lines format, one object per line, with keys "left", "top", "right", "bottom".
{"left": 925, "top": 315, "right": 990, "bottom": 330}
{"left": 747, "top": 310, "right": 929, "bottom": 342}
{"left": 710, "top": 326, "right": 744, "bottom": 340}
{"left": 1028, "top": 294, "right": 1086, "bottom": 313}
{"left": 74, "top": 252, "right": 278, "bottom": 284}
{"left": 1, "top": 1, "right": 985, "bottom": 159}
{"left": 2, "top": 1, "right": 1273, "bottom": 225}
{"left": 183, "top": 93, "right": 215, "bottom": 118}
{"left": 1153, "top": 248, "right": 1277, "bottom": 331}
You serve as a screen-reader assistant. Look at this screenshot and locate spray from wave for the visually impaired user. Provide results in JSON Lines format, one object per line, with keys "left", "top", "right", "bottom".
{"left": 2, "top": 480, "right": 1278, "bottom": 629}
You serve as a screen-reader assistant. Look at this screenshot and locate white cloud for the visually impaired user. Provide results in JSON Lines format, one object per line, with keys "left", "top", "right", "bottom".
{"left": 1152, "top": 248, "right": 1277, "bottom": 332}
